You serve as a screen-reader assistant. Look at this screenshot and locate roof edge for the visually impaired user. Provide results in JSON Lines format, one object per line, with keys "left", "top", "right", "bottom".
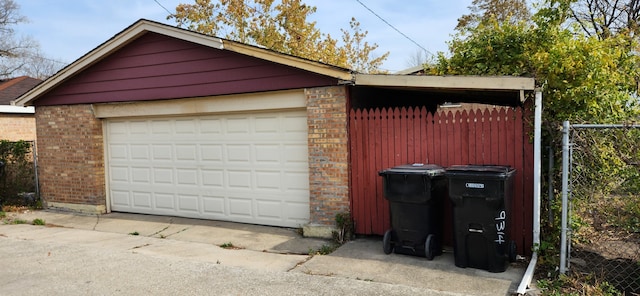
{"left": 354, "top": 74, "right": 536, "bottom": 91}
{"left": 14, "top": 19, "right": 352, "bottom": 106}
{"left": 222, "top": 41, "right": 353, "bottom": 81}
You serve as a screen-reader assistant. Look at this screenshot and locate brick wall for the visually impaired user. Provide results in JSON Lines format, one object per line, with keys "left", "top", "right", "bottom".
{"left": 306, "top": 86, "right": 350, "bottom": 227}
{"left": 35, "top": 105, "right": 106, "bottom": 211}
{"left": 0, "top": 114, "right": 36, "bottom": 141}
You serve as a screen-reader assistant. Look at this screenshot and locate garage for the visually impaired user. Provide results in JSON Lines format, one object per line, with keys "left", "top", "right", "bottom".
{"left": 105, "top": 110, "right": 310, "bottom": 228}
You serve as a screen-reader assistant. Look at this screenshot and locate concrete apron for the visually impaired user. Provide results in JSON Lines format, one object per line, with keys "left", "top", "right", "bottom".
{"left": 3, "top": 210, "right": 526, "bottom": 295}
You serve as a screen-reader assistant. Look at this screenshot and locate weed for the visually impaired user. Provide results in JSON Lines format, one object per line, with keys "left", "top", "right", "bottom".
{"left": 332, "top": 212, "right": 354, "bottom": 244}
{"left": 309, "top": 243, "right": 339, "bottom": 255}
{"left": 0, "top": 211, "right": 5, "bottom": 219}
{"left": 129, "top": 231, "right": 139, "bottom": 236}
{"left": 219, "top": 242, "right": 244, "bottom": 250}
{"left": 32, "top": 218, "right": 45, "bottom": 225}
{"left": 11, "top": 219, "right": 27, "bottom": 224}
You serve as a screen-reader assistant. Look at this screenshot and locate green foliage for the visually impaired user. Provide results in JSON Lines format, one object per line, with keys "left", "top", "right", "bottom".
{"left": 0, "top": 140, "right": 36, "bottom": 207}
{"left": 219, "top": 242, "right": 234, "bottom": 249}
{"left": 538, "top": 272, "right": 621, "bottom": 296}
{"left": 31, "top": 218, "right": 45, "bottom": 226}
{"left": 128, "top": 231, "right": 140, "bottom": 236}
{"left": 332, "top": 211, "right": 354, "bottom": 244}
{"left": 431, "top": 3, "right": 640, "bottom": 125}
{"left": 11, "top": 219, "right": 27, "bottom": 224}
{"left": 309, "top": 243, "right": 339, "bottom": 255}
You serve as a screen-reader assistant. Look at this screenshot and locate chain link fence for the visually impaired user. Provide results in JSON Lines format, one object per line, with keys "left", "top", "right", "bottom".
{"left": 560, "top": 122, "right": 640, "bottom": 295}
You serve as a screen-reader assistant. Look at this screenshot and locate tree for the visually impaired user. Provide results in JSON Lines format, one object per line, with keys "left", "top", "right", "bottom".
{"left": 0, "top": 0, "right": 36, "bottom": 78}
{"left": 456, "top": 0, "right": 531, "bottom": 32}
{"left": 567, "top": 0, "right": 640, "bottom": 39}
{"left": 405, "top": 49, "right": 430, "bottom": 69}
{"left": 0, "top": 0, "right": 62, "bottom": 79}
{"left": 433, "top": 0, "right": 639, "bottom": 124}
{"left": 170, "top": 0, "right": 388, "bottom": 73}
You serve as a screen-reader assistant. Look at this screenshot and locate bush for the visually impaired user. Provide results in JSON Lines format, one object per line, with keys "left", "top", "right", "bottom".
{"left": 0, "top": 140, "right": 37, "bottom": 207}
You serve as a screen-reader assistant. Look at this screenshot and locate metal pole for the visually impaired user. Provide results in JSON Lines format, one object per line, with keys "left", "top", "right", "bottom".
{"left": 533, "top": 90, "right": 542, "bottom": 246}
{"left": 548, "top": 146, "right": 554, "bottom": 225}
{"left": 559, "top": 121, "right": 570, "bottom": 274}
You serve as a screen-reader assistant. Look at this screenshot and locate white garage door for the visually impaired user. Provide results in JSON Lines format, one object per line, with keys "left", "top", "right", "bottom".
{"left": 105, "top": 110, "right": 310, "bottom": 228}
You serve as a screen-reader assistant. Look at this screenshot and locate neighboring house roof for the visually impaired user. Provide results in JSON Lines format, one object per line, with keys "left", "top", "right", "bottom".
{"left": 14, "top": 19, "right": 536, "bottom": 107}
{"left": 0, "top": 76, "right": 42, "bottom": 104}
{"left": 0, "top": 76, "right": 40, "bottom": 114}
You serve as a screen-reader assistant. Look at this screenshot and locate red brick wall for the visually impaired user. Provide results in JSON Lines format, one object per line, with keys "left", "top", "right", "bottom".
{"left": 0, "top": 114, "right": 36, "bottom": 141}
{"left": 306, "top": 86, "right": 350, "bottom": 226}
{"left": 35, "top": 105, "right": 106, "bottom": 208}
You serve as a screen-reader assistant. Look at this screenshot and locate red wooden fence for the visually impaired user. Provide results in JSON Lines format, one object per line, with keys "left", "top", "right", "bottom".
{"left": 348, "top": 104, "right": 534, "bottom": 255}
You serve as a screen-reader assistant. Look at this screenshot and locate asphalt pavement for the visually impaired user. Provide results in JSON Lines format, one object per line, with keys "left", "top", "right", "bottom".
{"left": 0, "top": 210, "right": 529, "bottom": 295}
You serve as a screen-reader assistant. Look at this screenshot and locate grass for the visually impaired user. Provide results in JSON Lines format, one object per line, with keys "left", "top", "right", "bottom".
{"left": 10, "top": 219, "right": 28, "bottom": 225}
{"left": 128, "top": 231, "right": 140, "bottom": 236}
{"left": 219, "top": 242, "right": 244, "bottom": 249}
{"left": 309, "top": 243, "right": 340, "bottom": 255}
{"left": 32, "top": 218, "right": 45, "bottom": 225}
{"left": 537, "top": 272, "right": 620, "bottom": 296}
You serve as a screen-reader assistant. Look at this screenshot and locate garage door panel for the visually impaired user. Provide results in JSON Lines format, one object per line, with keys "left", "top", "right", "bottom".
{"left": 153, "top": 168, "right": 173, "bottom": 184}
{"left": 132, "top": 192, "right": 152, "bottom": 209}
{"left": 176, "top": 145, "right": 197, "bottom": 160}
{"left": 152, "top": 145, "right": 172, "bottom": 160}
{"left": 111, "top": 190, "right": 131, "bottom": 207}
{"left": 227, "top": 170, "right": 252, "bottom": 189}
{"left": 255, "top": 171, "right": 281, "bottom": 190}
{"left": 202, "top": 196, "right": 225, "bottom": 215}
{"left": 178, "top": 195, "right": 199, "bottom": 212}
{"left": 200, "top": 144, "right": 223, "bottom": 162}
{"left": 155, "top": 193, "right": 175, "bottom": 210}
{"left": 226, "top": 117, "right": 250, "bottom": 134}
{"left": 202, "top": 169, "right": 224, "bottom": 187}
{"left": 107, "top": 110, "right": 309, "bottom": 228}
{"left": 131, "top": 167, "right": 151, "bottom": 184}
{"left": 228, "top": 198, "right": 252, "bottom": 217}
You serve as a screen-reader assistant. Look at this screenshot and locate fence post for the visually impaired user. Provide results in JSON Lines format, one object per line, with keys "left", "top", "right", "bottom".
{"left": 560, "top": 121, "right": 570, "bottom": 274}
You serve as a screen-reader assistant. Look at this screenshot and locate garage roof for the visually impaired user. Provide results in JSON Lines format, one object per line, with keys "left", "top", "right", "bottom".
{"left": 13, "top": 19, "right": 535, "bottom": 107}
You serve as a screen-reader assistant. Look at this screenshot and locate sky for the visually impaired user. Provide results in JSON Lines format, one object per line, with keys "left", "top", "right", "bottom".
{"left": 17, "top": 0, "right": 473, "bottom": 73}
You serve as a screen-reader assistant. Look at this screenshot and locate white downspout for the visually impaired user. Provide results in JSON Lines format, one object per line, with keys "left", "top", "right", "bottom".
{"left": 516, "top": 89, "right": 542, "bottom": 294}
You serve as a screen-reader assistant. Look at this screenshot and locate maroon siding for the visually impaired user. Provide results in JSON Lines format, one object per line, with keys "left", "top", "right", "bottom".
{"left": 349, "top": 104, "right": 535, "bottom": 256}
{"left": 35, "top": 33, "right": 339, "bottom": 106}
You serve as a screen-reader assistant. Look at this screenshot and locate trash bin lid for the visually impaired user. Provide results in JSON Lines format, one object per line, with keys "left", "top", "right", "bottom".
{"left": 379, "top": 163, "right": 445, "bottom": 176}
{"left": 445, "top": 165, "right": 515, "bottom": 178}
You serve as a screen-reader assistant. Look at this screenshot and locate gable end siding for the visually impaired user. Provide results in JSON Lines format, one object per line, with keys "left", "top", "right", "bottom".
{"left": 35, "top": 32, "right": 338, "bottom": 106}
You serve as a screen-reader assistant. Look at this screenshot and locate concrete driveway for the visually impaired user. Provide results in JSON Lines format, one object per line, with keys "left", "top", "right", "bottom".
{"left": 0, "top": 210, "right": 527, "bottom": 295}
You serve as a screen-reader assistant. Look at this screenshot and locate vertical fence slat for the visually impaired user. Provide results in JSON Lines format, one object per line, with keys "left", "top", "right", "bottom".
{"left": 426, "top": 110, "right": 435, "bottom": 164}
{"left": 373, "top": 108, "right": 385, "bottom": 234}
{"left": 468, "top": 110, "right": 478, "bottom": 164}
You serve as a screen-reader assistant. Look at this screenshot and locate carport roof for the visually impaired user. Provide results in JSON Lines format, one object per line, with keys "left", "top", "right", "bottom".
{"left": 13, "top": 19, "right": 535, "bottom": 107}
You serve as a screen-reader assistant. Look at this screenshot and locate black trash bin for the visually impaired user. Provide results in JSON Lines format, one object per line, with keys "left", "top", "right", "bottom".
{"left": 378, "top": 164, "right": 447, "bottom": 260}
{"left": 445, "top": 165, "right": 517, "bottom": 273}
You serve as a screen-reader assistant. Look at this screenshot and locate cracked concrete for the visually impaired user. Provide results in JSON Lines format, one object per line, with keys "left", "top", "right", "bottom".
{"left": 1, "top": 210, "right": 528, "bottom": 295}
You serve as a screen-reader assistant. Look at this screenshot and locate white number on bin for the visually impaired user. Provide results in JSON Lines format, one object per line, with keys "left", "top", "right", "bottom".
{"left": 465, "top": 182, "right": 485, "bottom": 189}
{"left": 495, "top": 210, "right": 506, "bottom": 244}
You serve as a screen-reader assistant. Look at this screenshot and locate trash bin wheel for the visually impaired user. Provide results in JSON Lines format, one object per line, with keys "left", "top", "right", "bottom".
{"left": 508, "top": 240, "right": 517, "bottom": 262}
{"left": 383, "top": 229, "right": 394, "bottom": 254}
{"left": 425, "top": 234, "right": 435, "bottom": 260}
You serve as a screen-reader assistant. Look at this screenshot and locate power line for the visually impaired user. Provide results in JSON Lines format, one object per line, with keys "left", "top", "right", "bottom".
{"left": 153, "top": 0, "right": 175, "bottom": 17}
{"left": 354, "top": 0, "right": 434, "bottom": 57}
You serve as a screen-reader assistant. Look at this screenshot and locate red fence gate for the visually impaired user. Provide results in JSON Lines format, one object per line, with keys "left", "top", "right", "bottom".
{"left": 348, "top": 103, "right": 534, "bottom": 255}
